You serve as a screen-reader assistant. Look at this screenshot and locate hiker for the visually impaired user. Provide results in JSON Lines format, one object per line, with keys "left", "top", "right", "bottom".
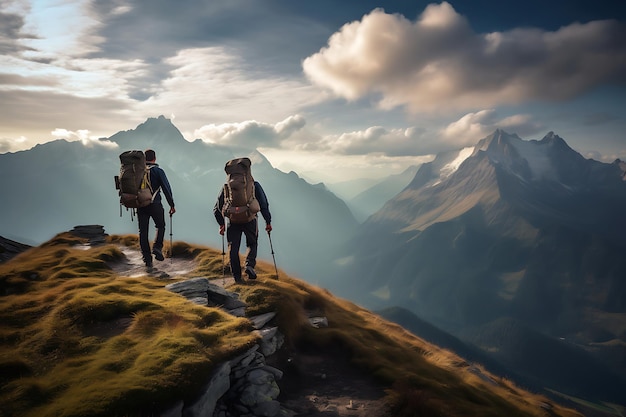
{"left": 139, "top": 149, "right": 175, "bottom": 271}
{"left": 213, "top": 158, "right": 272, "bottom": 283}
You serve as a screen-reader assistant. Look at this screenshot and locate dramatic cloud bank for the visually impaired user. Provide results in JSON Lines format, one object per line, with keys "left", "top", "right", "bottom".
{"left": 1, "top": 0, "right": 624, "bottom": 179}
{"left": 303, "top": 2, "right": 626, "bottom": 113}
{"left": 194, "top": 114, "right": 306, "bottom": 149}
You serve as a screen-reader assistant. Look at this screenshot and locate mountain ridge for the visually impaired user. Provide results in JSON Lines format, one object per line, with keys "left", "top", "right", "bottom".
{"left": 327, "top": 129, "right": 626, "bottom": 408}
{"left": 0, "top": 229, "right": 586, "bottom": 417}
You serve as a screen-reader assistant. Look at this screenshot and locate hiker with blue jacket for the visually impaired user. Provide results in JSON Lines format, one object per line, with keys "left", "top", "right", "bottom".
{"left": 139, "top": 149, "right": 175, "bottom": 271}
{"left": 214, "top": 158, "right": 271, "bottom": 283}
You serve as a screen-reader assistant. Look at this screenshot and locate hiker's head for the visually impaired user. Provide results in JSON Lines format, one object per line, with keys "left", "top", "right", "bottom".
{"left": 145, "top": 149, "right": 156, "bottom": 162}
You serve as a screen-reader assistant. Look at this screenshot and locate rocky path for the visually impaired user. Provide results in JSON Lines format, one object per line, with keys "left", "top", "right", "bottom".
{"left": 108, "top": 245, "right": 199, "bottom": 279}
{"left": 107, "top": 244, "right": 392, "bottom": 417}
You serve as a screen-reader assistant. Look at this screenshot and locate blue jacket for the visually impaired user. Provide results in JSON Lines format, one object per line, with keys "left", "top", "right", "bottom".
{"left": 214, "top": 181, "right": 271, "bottom": 226}
{"left": 147, "top": 163, "right": 175, "bottom": 208}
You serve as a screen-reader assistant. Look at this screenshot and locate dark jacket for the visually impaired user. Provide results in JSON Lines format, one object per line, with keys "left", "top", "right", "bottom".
{"left": 147, "top": 163, "right": 175, "bottom": 208}
{"left": 214, "top": 181, "right": 271, "bottom": 226}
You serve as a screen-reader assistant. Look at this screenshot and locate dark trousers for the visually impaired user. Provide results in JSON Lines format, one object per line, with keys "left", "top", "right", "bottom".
{"left": 227, "top": 218, "right": 258, "bottom": 279}
{"left": 137, "top": 202, "right": 165, "bottom": 265}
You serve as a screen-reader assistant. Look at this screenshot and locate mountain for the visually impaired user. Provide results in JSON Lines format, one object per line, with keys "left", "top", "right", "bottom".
{"left": 324, "top": 177, "right": 379, "bottom": 201}
{"left": 0, "top": 116, "right": 358, "bottom": 281}
{"left": 326, "top": 130, "right": 626, "bottom": 407}
{"left": 324, "top": 165, "right": 421, "bottom": 223}
{"left": 0, "top": 236, "right": 31, "bottom": 262}
{"left": 0, "top": 230, "right": 585, "bottom": 417}
{"left": 347, "top": 164, "right": 420, "bottom": 222}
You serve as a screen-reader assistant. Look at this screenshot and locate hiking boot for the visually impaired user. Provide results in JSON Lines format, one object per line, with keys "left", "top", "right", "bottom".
{"left": 245, "top": 265, "right": 257, "bottom": 280}
{"left": 152, "top": 248, "right": 164, "bottom": 261}
{"left": 146, "top": 265, "right": 155, "bottom": 274}
{"left": 234, "top": 276, "right": 245, "bottom": 284}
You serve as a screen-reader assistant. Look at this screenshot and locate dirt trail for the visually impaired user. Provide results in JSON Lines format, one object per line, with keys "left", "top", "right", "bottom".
{"left": 107, "top": 245, "right": 392, "bottom": 417}
{"left": 108, "top": 245, "right": 193, "bottom": 277}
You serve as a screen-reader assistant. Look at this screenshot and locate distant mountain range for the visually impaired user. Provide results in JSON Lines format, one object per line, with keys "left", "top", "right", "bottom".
{"left": 339, "top": 164, "right": 420, "bottom": 222}
{"left": 0, "top": 116, "right": 357, "bottom": 281}
{"left": 327, "top": 130, "right": 626, "bottom": 406}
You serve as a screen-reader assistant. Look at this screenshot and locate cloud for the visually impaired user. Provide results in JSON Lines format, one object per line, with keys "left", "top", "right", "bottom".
{"left": 139, "top": 47, "right": 324, "bottom": 135}
{"left": 261, "top": 147, "right": 432, "bottom": 183}
{"left": 584, "top": 149, "right": 626, "bottom": 163}
{"left": 0, "top": 2, "right": 37, "bottom": 55}
{"left": 288, "top": 110, "right": 544, "bottom": 157}
{"left": 0, "top": 125, "right": 117, "bottom": 154}
{"left": 440, "top": 110, "right": 544, "bottom": 147}
{"left": 4, "top": 0, "right": 102, "bottom": 61}
{"left": 303, "top": 2, "right": 626, "bottom": 113}
{"left": 301, "top": 126, "right": 430, "bottom": 156}
{"left": 51, "top": 128, "right": 118, "bottom": 149}
{"left": 0, "top": 89, "right": 138, "bottom": 146}
{"left": 194, "top": 114, "right": 306, "bottom": 149}
{"left": 0, "top": 135, "right": 27, "bottom": 153}
{"left": 87, "top": 0, "right": 329, "bottom": 71}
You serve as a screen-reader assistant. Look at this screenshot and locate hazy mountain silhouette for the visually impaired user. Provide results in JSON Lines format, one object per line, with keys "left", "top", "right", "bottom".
{"left": 327, "top": 130, "right": 626, "bottom": 406}
{"left": 346, "top": 164, "right": 420, "bottom": 222}
{"left": 459, "top": 317, "right": 626, "bottom": 402}
{"left": 0, "top": 116, "right": 357, "bottom": 281}
{"left": 0, "top": 235, "right": 31, "bottom": 262}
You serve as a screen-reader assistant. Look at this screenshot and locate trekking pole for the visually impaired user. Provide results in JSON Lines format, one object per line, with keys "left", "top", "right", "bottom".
{"left": 221, "top": 228, "right": 226, "bottom": 286}
{"left": 222, "top": 218, "right": 229, "bottom": 286}
{"left": 267, "top": 230, "right": 279, "bottom": 279}
{"left": 169, "top": 213, "right": 173, "bottom": 264}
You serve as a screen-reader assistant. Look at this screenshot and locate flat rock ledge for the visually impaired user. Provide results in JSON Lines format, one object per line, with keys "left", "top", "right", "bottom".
{"left": 68, "top": 225, "right": 108, "bottom": 245}
{"left": 163, "top": 277, "right": 303, "bottom": 417}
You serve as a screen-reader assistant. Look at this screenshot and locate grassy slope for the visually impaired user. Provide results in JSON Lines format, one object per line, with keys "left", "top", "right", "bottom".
{"left": 0, "top": 233, "right": 582, "bottom": 417}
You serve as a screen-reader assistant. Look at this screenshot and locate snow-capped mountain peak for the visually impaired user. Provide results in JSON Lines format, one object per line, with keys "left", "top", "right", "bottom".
{"left": 471, "top": 129, "right": 576, "bottom": 182}
{"left": 439, "top": 146, "right": 475, "bottom": 179}
{"left": 508, "top": 135, "right": 556, "bottom": 181}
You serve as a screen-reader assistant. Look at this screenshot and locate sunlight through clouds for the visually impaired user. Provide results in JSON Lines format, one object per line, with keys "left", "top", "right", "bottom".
{"left": 19, "top": 0, "right": 101, "bottom": 58}
{"left": 1, "top": 0, "right": 143, "bottom": 100}
{"left": 260, "top": 146, "right": 432, "bottom": 183}
{"left": 51, "top": 128, "right": 118, "bottom": 149}
{"left": 140, "top": 47, "right": 324, "bottom": 133}
{"left": 0, "top": 0, "right": 624, "bottom": 180}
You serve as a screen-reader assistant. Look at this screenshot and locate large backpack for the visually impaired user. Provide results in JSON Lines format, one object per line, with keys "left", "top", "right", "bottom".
{"left": 222, "top": 157, "right": 260, "bottom": 223}
{"left": 115, "top": 150, "right": 153, "bottom": 209}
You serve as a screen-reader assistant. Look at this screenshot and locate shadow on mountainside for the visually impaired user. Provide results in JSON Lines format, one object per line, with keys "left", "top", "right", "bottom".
{"left": 107, "top": 245, "right": 392, "bottom": 417}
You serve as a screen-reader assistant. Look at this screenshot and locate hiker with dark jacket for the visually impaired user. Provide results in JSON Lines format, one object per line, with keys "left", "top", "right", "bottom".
{"left": 214, "top": 175, "right": 272, "bottom": 283}
{"left": 139, "top": 149, "right": 175, "bottom": 270}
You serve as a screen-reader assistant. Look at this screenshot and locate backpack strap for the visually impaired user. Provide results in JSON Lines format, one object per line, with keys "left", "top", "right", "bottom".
{"left": 145, "top": 165, "right": 162, "bottom": 203}
{"left": 223, "top": 182, "right": 232, "bottom": 202}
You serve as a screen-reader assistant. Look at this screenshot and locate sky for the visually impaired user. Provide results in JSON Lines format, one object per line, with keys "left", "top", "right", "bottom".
{"left": 1, "top": 0, "right": 626, "bottom": 183}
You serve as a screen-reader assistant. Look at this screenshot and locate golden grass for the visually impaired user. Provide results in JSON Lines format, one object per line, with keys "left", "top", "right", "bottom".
{"left": 0, "top": 233, "right": 582, "bottom": 417}
{"left": 233, "top": 270, "right": 583, "bottom": 417}
{"left": 0, "top": 233, "right": 257, "bottom": 417}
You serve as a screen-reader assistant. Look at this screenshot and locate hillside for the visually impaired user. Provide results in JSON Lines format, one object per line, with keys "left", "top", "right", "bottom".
{"left": 0, "top": 228, "right": 584, "bottom": 417}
